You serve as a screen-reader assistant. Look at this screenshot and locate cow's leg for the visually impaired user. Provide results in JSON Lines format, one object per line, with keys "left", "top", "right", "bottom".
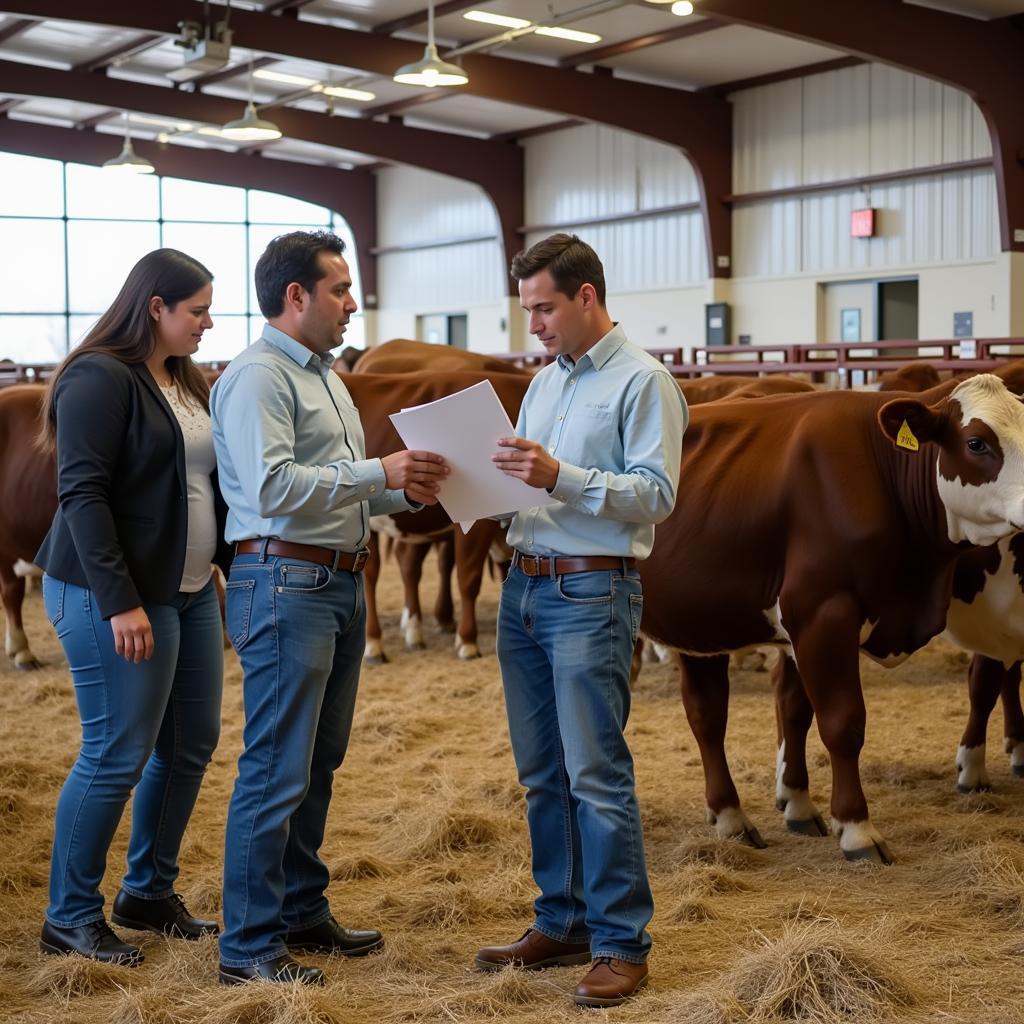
{"left": 680, "top": 653, "right": 766, "bottom": 849}
{"left": 790, "top": 597, "right": 892, "bottom": 864}
{"left": 396, "top": 540, "right": 430, "bottom": 650}
{"left": 999, "top": 662, "right": 1024, "bottom": 776}
{"left": 363, "top": 533, "right": 389, "bottom": 665}
{"left": 956, "top": 654, "right": 1003, "bottom": 792}
{"left": 1, "top": 563, "right": 40, "bottom": 670}
{"left": 771, "top": 653, "right": 828, "bottom": 836}
{"left": 433, "top": 535, "right": 456, "bottom": 634}
{"left": 452, "top": 524, "right": 494, "bottom": 660}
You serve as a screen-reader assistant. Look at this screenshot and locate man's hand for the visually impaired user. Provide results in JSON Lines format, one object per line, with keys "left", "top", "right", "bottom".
{"left": 110, "top": 606, "right": 154, "bottom": 663}
{"left": 381, "top": 449, "right": 449, "bottom": 506}
{"left": 492, "top": 437, "right": 559, "bottom": 490}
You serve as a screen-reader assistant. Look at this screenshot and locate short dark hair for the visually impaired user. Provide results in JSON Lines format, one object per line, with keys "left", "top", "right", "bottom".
{"left": 255, "top": 230, "right": 347, "bottom": 319}
{"left": 510, "top": 233, "right": 606, "bottom": 306}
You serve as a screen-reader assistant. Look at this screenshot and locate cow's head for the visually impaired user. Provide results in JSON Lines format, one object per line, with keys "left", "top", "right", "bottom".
{"left": 879, "top": 374, "right": 1024, "bottom": 546}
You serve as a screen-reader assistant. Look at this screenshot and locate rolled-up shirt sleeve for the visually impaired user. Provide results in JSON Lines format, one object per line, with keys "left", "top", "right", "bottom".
{"left": 218, "top": 363, "right": 397, "bottom": 519}
{"left": 549, "top": 370, "right": 686, "bottom": 524}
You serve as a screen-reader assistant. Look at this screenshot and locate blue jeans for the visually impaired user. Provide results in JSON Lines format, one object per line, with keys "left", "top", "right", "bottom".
{"left": 219, "top": 553, "right": 365, "bottom": 967}
{"left": 497, "top": 564, "right": 652, "bottom": 963}
{"left": 42, "top": 575, "right": 223, "bottom": 928}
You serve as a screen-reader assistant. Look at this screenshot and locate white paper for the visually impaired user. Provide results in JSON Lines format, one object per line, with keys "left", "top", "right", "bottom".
{"left": 389, "top": 380, "right": 557, "bottom": 533}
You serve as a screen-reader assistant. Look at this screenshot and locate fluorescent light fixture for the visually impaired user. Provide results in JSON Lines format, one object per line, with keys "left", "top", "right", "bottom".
{"left": 221, "top": 100, "right": 283, "bottom": 141}
{"left": 463, "top": 10, "right": 530, "bottom": 29}
{"left": 534, "top": 26, "right": 602, "bottom": 43}
{"left": 321, "top": 84, "right": 377, "bottom": 101}
{"left": 197, "top": 126, "right": 228, "bottom": 136}
{"left": 253, "top": 68, "right": 319, "bottom": 88}
{"left": 127, "top": 114, "right": 194, "bottom": 132}
{"left": 103, "top": 136, "right": 155, "bottom": 174}
{"left": 672, "top": 1, "right": 695, "bottom": 13}
{"left": 393, "top": 0, "right": 468, "bottom": 87}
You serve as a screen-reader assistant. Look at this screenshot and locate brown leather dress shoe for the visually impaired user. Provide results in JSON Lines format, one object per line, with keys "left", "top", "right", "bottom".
{"left": 474, "top": 928, "right": 591, "bottom": 972}
{"left": 573, "top": 956, "right": 649, "bottom": 1007}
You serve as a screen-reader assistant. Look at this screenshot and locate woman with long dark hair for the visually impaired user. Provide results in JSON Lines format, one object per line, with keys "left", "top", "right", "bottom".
{"left": 35, "top": 248, "right": 232, "bottom": 965}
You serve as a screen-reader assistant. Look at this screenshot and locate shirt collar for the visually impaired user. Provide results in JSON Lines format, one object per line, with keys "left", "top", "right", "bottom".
{"left": 261, "top": 323, "right": 336, "bottom": 372}
{"left": 556, "top": 322, "right": 626, "bottom": 374}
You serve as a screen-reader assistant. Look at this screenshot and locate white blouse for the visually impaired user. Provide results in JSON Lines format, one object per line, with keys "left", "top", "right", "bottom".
{"left": 161, "top": 383, "right": 217, "bottom": 593}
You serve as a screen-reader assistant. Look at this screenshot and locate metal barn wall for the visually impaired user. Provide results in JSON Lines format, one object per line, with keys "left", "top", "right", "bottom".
{"left": 732, "top": 63, "right": 998, "bottom": 279}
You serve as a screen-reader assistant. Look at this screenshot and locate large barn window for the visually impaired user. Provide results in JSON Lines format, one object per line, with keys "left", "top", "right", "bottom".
{"left": 0, "top": 151, "right": 363, "bottom": 365}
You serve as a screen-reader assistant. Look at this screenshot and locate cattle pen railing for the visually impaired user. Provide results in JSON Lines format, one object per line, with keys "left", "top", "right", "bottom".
{"left": 3, "top": 338, "right": 1023, "bottom": 390}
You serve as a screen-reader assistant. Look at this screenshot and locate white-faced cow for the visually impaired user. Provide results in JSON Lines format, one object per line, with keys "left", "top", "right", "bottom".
{"left": 640, "top": 375, "right": 1024, "bottom": 863}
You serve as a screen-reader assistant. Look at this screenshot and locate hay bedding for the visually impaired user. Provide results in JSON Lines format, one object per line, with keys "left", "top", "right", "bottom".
{"left": 2, "top": 554, "right": 1024, "bottom": 1024}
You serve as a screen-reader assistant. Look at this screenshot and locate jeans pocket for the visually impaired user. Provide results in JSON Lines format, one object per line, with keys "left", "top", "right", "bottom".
{"left": 276, "top": 562, "right": 330, "bottom": 595}
{"left": 556, "top": 570, "right": 613, "bottom": 604}
{"left": 42, "top": 575, "right": 65, "bottom": 627}
{"left": 628, "top": 594, "right": 644, "bottom": 644}
{"left": 225, "top": 579, "right": 256, "bottom": 650}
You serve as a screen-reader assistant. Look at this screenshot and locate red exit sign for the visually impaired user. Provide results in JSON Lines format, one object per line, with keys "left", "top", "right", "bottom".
{"left": 851, "top": 208, "right": 876, "bottom": 237}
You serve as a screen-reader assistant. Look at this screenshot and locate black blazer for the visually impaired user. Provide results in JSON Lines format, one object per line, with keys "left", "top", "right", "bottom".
{"left": 35, "top": 353, "right": 232, "bottom": 620}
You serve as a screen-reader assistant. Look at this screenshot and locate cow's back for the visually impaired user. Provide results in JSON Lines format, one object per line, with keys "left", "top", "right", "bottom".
{"left": 353, "top": 339, "right": 529, "bottom": 377}
{"left": 640, "top": 390, "right": 902, "bottom": 655}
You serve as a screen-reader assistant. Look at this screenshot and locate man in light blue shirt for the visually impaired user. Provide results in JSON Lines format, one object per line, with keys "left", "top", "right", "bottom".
{"left": 212, "top": 231, "right": 447, "bottom": 987}
{"left": 475, "top": 234, "right": 686, "bottom": 1007}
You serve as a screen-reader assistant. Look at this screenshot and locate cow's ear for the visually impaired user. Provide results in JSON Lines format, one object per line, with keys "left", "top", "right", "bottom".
{"left": 878, "top": 398, "right": 944, "bottom": 452}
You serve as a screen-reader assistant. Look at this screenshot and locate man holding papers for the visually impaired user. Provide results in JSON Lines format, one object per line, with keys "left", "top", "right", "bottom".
{"left": 211, "top": 231, "right": 447, "bottom": 986}
{"left": 477, "top": 234, "right": 687, "bottom": 1007}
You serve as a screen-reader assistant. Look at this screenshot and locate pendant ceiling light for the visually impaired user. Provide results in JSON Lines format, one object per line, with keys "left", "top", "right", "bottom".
{"left": 222, "top": 58, "right": 283, "bottom": 141}
{"left": 393, "top": 0, "right": 468, "bottom": 87}
{"left": 103, "top": 114, "right": 155, "bottom": 174}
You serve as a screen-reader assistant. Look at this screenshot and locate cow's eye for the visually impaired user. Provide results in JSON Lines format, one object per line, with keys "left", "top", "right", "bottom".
{"left": 967, "top": 437, "right": 990, "bottom": 455}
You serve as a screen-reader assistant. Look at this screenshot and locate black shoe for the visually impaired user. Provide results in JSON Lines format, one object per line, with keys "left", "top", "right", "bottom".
{"left": 111, "top": 889, "right": 219, "bottom": 939}
{"left": 219, "top": 954, "right": 326, "bottom": 986}
{"left": 40, "top": 919, "right": 143, "bottom": 965}
{"left": 285, "top": 915, "right": 383, "bottom": 956}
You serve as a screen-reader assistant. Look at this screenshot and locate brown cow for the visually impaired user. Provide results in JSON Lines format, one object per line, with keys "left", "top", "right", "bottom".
{"left": 679, "top": 375, "right": 815, "bottom": 404}
{"left": 343, "top": 370, "right": 531, "bottom": 662}
{"left": 878, "top": 362, "right": 942, "bottom": 392}
{"left": 352, "top": 339, "right": 530, "bottom": 378}
{"left": 639, "top": 375, "right": 1024, "bottom": 863}
{"left": 0, "top": 385, "right": 55, "bottom": 669}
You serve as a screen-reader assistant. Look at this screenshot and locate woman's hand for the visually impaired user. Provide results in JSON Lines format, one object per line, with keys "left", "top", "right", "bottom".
{"left": 110, "top": 607, "right": 154, "bottom": 663}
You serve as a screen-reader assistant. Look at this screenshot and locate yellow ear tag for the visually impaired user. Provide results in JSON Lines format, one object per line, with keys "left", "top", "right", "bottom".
{"left": 896, "top": 419, "right": 919, "bottom": 451}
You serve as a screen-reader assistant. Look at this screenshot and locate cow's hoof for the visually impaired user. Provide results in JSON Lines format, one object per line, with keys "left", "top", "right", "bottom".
{"left": 957, "top": 781, "right": 993, "bottom": 794}
{"left": 13, "top": 653, "right": 42, "bottom": 671}
{"left": 456, "top": 643, "right": 481, "bottom": 660}
{"left": 1013, "top": 764, "right": 1024, "bottom": 778}
{"left": 787, "top": 815, "right": 828, "bottom": 837}
{"left": 842, "top": 840, "right": 894, "bottom": 865}
{"left": 364, "top": 653, "right": 389, "bottom": 666}
{"left": 436, "top": 621, "right": 456, "bottom": 635}
{"left": 709, "top": 808, "right": 768, "bottom": 849}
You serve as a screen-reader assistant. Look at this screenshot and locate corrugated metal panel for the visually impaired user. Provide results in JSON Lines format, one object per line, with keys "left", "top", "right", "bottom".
{"left": 523, "top": 124, "right": 705, "bottom": 283}
{"left": 868, "top": 64, "right": 915, "bottom": 174}
{"left": 378, "top": 241, "right": 505, "bottom": 311}
{"left": 525, "top": 124, "right": 698, "bottom": 224}
{"left": 732, "top": 79, "right": 803, "bottom": 194}
{"left": 377, "top": 166, "right": 499, "bottom": 248}
{"left": 733, "top": 200, "right": 801, "bottom": 277}
{"left": 801, "top": 64, "right": 871, "bottom": 184}
{"left": 525, "top": 209, "right": 705, "bottom": 290}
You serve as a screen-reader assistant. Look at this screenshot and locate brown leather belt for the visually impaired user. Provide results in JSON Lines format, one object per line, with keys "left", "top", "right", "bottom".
{"left": 235, "top": 539, "right": 369, "bottom": 573}
{"left": 512, "top": 551, "right": 636, "bottom": 577}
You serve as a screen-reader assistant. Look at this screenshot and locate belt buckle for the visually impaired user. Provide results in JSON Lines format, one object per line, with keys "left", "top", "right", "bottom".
{"left": 352, "top": 549, "right": 369, "bottom": 572}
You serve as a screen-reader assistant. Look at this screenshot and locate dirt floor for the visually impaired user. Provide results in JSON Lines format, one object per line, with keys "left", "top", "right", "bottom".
{"left": 3, "top": 553, "right": 1024, "bottom": 1024}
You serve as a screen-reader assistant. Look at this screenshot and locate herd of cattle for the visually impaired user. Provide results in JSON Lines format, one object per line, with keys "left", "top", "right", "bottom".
{"left": 5, "top": 341, "right": 1024, "bottom": 867}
